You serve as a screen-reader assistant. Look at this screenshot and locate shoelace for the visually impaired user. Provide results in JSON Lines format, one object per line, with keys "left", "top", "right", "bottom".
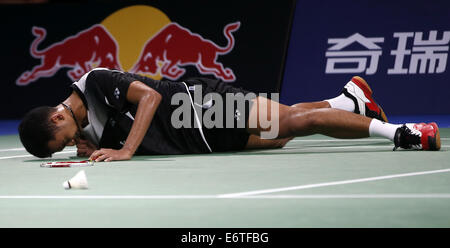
{"left": 393, "top": 125, "right": 421, "bottom": 151}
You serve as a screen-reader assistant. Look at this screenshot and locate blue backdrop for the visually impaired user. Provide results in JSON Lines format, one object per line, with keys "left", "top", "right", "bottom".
{"left": 281, "top": 0, "right": 450, "bottom": 119}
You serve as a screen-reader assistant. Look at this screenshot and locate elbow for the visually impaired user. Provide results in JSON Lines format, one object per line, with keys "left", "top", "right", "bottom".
{"left": 128, "top": 80, "right": 162, "bottom": 105}
{"left": 151, "top": 90, "right": 162, "bottom": 104}
{"left": 142, "top": 88, "right": 162, "bottom": 105}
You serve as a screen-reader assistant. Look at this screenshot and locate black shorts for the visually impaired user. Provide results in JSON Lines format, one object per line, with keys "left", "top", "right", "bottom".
{"left": 184, "top": 77, "right": 256, "bottom": 152}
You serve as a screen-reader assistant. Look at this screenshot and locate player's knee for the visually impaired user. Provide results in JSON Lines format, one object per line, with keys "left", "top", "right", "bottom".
{"left": 307, "top": 110, "right": 325, "bottom": 129}
{"left": 281, "top": 108, "right": 307, "bottom": 135}
{"left": 305, "top": 110, "right": 329, "bottom": 133}
{"left": 284, "top": 108, "right": 323, "bottom": 135}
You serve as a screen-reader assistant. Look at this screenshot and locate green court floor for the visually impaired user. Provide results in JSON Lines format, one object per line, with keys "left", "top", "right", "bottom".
{"left": 0, "top": 129, "right": 449, "bottom": 227}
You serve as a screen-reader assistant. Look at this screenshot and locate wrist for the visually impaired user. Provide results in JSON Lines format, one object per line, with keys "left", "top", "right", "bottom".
{"left": 121, "top": 145, "right": 135, "bottom": 157}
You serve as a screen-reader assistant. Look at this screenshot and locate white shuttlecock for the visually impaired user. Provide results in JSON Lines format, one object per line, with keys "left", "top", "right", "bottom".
{"left": 62, "top": 170, "right": 88, "bottom": 190}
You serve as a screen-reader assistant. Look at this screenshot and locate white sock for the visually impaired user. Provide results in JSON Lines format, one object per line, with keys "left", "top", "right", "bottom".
{"left": 369, "top": 119, "right": 401, "bottom": 141}
{"left": 325, "top": 94, "right": 355, "bottom": 112}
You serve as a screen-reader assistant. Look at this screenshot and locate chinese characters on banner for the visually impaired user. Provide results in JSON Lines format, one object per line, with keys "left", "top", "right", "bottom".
{"left": 325, "top": 31, "right": 450, "bottom": 75}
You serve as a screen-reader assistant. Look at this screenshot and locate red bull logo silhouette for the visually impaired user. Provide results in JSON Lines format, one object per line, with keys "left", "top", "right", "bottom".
{"left": 131, "top": 22, "right": 240, "bottom": 81}
{"left": 16, "top": 24, "right": 121, "bottom": 85}
{"left": 17, "top": 20, "right": 240, "bottom": 85}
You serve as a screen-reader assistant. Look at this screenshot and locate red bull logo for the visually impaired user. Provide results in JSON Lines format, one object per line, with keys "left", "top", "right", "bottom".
{"left": 17, "top": 24, "right": 121, "bottom": 85}
{"left": 17, "top": 5, "right": 240, "bottom": 85}
{"left": 131, "top": 22, "right": 240, "bottom": 81}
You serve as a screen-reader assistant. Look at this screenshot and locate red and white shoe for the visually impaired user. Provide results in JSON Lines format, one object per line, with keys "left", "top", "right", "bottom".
{"left": 393, "top": 122, "right": 441, "bottom": 151}
{"left": 342, "top": 76, "right": 388, "bottom": 122}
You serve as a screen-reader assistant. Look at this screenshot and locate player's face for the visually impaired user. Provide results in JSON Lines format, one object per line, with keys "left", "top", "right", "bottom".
{"left": 47, "top": 121, "right": 81, "bottom": 154}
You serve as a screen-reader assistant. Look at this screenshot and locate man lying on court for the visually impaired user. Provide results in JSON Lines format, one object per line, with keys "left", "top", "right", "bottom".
{"left": 18, "top": 68, "right": 441, "bottom": 161}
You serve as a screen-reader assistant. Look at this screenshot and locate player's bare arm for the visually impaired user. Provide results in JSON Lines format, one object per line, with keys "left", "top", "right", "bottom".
{"left": 89, "top": 80, "right": 162, "bottom": 162}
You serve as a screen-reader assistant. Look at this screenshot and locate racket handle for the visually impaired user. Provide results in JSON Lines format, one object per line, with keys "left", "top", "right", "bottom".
{"left": 40, "top": 160, "right": 94, "bottom": 168}
{"left": 40, "top": 163, "right": 71, "bottom": 168}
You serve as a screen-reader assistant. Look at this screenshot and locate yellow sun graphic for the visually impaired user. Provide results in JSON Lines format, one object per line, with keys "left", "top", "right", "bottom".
{"left": 101, "top": 5, "right": 171, "bottom": 79}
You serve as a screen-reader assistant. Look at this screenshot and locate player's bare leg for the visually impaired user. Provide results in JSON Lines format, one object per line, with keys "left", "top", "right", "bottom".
{"left": 245, "top": 76, "right": 389, "bottom": 149}
{"left": 290, "top": 76, "right": 389, "bottom": 122}
{"left": 247, "top": 96, "right": 371, "bottom": 139}
{"left": 291, "top": 101, "right": 330, "bottom": 110}
{"left": 245, "top": 101, "right": 329, "bottom": 149}
{"left": 245, "top": 78, "right": 373, "bottom": 149}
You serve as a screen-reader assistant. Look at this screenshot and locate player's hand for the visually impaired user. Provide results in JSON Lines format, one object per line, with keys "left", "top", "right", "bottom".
{"left": 89, "top": 148, "right": 133, "bottom": 162}
{"left": 76, "top": 139, "right": 97, "bottom": 157}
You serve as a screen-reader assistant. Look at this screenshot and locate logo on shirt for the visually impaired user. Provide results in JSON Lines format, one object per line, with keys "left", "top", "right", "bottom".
{"left": 194, "top": 96, "right": 213, "bottom": 109}
{"left": 114, "top": 87, "right": 120, "bottom": 99}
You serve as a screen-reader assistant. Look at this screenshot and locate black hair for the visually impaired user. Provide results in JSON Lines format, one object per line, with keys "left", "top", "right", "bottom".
{"left": 18, "top": 106, "right": 58, "bottom": 158}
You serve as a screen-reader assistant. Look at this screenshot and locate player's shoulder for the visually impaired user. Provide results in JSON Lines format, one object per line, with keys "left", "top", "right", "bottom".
{"left": 75, "top": 67, "right": 108, "bottom": 82}
{"left": 72, "top": 68, "right": 112, "bottom": 91}
{"left": 85, "top": 67, "right": 124, "bottom": 79}
{"left": 79, "top": 68, "right": 125, "bottom": 83}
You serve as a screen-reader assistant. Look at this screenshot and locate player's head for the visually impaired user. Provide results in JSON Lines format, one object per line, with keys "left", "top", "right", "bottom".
{"left": 19, "top": 105, "right": 80, "bottom": 158}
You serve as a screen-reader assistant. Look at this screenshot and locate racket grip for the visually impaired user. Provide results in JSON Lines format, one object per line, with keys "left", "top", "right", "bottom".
{"left": 40, "top": 163, "right": 71, "bottom": 168}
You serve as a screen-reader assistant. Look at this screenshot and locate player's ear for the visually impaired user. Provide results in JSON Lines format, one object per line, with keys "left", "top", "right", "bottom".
{"left": 49, "top": 112, "right": 65, "bottom": 124}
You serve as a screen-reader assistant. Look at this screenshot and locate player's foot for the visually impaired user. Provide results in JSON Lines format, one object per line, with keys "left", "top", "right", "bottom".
{"left": 342, "top": 76, "right": 388, "bottom": 122}
{"left": 393, "top": 122, "right": 441, "bottom": 151}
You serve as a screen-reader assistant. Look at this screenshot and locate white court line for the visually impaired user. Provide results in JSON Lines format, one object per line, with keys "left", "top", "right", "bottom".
{"left": 0, "top": 148, "right": 25, "bottom": 152}
{"left": 284, "top": 145, "right": 450, "bottom": 149}
{"left": 0, "top": 195, "right": 216, "bottom": 199}
{"left": 217, "top": 168, "right": 450, "bottom": 198}
{"left": 290, "top": 139, "right": 387, "bottom": 142}
{"left": 235, "top": 194, "right": 450, "bottom": 199}
{"left": 0, "top": 150, "right": 76, "bottom": 160}
{"left": 290, "top": 138, "right": 450, "bottom": 142}
{"left": 1, "top": 194, "right": 450, "bottom": 199}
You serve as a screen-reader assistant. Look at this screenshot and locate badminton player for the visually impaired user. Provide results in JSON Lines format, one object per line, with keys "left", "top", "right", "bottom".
{"left": 18, "top": 68, "right": 441, "bottom": 161}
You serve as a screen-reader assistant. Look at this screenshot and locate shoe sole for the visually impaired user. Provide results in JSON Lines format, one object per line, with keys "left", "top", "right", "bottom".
{"left": 353, "top": 76, "right": 373, "bottom": 94}
{"left": 428, "top": 122, "right": 441, "bottom": 151}
{"left": 352, "top": 76, "right": 389, "bottom": 123}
